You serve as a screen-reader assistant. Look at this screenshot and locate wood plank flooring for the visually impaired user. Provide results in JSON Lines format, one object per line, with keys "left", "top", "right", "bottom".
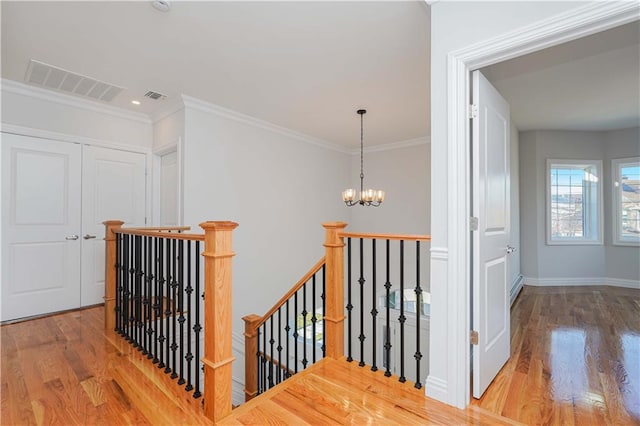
{"left": 1, "top": 307, "right": 211, "bottom": 426}
{"left": 220, "top": 357, "right": 523, "bottom": 425}
{"left": 473, "top": 285, "right": 640, "bottom": 425}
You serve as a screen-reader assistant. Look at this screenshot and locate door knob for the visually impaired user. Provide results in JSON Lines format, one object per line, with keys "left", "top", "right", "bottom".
{"left": 83, "top": 234, "right": 97, "bottom": 240}
{"left": 506, "top": 245, "right": 517, "bottom": 254}
{"left": 65, "top": 235, "right": 79, "bottom": 240}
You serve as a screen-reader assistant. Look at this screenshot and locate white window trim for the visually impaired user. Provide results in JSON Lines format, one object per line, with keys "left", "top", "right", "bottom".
{"left": 546, "top": 159, "right": 603, "bottom": 246}
{"left": 612, "top": 157, "right": 640, "bottom": 246}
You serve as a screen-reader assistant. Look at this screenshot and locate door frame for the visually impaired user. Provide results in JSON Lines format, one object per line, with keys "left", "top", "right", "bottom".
{"left": 152, "top": 137, "right": 184, "bottom": 226}
{"left": 440, "top": 2, "right": 638, "bottom": 408}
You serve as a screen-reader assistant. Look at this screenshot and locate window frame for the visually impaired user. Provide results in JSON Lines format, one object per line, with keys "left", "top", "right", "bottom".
{"left": 546, "top": 159, "right": 603, "bottom": 245}
{"left": 612, "top": 157, "right": 640, "bottom": 246}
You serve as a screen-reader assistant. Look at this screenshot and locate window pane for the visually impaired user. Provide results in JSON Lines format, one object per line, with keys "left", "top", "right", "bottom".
{"left": 619, "top": 163, "right": 640, "bottom": 240}
{"left": 548, "top": 160, "right": 600, "bottom": 243}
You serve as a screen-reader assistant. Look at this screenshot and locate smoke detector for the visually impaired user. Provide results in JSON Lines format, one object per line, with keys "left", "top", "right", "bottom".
{"left": 151, "top": 0, "right": 170, "bottom": 12}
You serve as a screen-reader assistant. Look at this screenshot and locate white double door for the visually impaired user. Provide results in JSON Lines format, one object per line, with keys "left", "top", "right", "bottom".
{"left": 1, "top": 133, "right": 146, "bottom": 321}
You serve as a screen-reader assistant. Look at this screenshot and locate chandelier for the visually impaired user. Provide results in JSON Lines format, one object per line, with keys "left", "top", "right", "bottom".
{"left": 342, "top": 109, "right": 385, "bottom": 207}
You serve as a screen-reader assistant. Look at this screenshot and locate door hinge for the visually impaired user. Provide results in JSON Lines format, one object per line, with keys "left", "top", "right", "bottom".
{"left": 470, "top": 330, "right": 479, "bottom": 345}
{"left": 470, "top": 216, "right": 478, "bottom": 231}
{"left": 468, "top": 104, "right": 478, "bottom": 119}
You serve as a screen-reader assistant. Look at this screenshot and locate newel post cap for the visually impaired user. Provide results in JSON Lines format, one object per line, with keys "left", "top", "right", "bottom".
{"left": 199, "top": 221, "right": 239, "bottom": 231}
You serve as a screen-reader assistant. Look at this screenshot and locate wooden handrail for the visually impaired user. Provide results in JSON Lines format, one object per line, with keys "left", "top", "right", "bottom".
{"left": 125, "top": 226, "right": 191, "bottom": 232}
{"left": 340, "top": 231, "right": 431, "bottom": 241}
{"left": 253, "top": 256, "right": 326, "bottom": 330}
{"left": 114, "top": 228, "right": 205, "bottom": 241}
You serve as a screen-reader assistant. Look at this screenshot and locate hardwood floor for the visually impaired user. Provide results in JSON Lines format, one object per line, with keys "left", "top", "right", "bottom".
{"left": 1, "top": 307, "right": 211, "bottom": 426}
{"left": 473, "top": 285, "right": 640, "bottom": 425}
{"left": 220, "top": 357, "right": 522, "bottom": 425}
{"left": 3, "top": 285, "right": 637, "bottom": 425}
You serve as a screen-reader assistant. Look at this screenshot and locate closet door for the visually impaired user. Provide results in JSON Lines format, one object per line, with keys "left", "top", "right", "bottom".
{"left": 81, "top": 145, "right": 146, "bottom": 306}
{"left": 1, "top": 133, "right": 82, "bottom": 321}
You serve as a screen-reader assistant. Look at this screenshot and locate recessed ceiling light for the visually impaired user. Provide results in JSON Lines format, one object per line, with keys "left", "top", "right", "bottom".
{"left": 131, "top": 100, "right": 141, "bottom": 105}
{"left": 151, "top": 0, "right": 170, "bottom": 12}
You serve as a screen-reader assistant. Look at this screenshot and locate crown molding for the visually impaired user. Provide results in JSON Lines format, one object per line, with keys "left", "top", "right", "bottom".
{"left": 1, "top": 78, "right": 152, "bottom": 125}
{"left": 350, "top": 136, "right": 430, "bottom": 155}
{"left": 181, "top": 94, "right": 350, "bottom": 154}
{"left": 150, "top": 97, "right": 185, "bottom": 122}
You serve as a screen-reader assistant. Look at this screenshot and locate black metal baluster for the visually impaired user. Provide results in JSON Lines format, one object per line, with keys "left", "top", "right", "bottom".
{"left": 171, "top": 238, "right": 178, "bottom": 379}
{"left": 384, "top": 239, "right": 392, "bottom": 377}
{"left": 164, "top": 238, "right": 172, "bottom": 374}
{"left": 399, "top": 240, "right": 406, "bottom": 383}
{"left": 346, "top": 237, "right": 353, "bottom": 362}
{"left": 185, "top": 240, "right": 194, "bottom": 392}
{"left": 193, "top": 240, "right": 202, "bottom": 398}
{"left": 371, "top": 238, "right": 378, "bottom": 372}
{"left": 178, "top": 239, "right": 185, "bottom": 385}
{"left": 142, "top": 236, "right": 150, "bottom": 356}
{"left": 127, "top": 234, "right": 134, "bottom": 341}
{"left": 414, "top": 240, "right": 423, "bottom": 389}
{"left": 277, "top": 307, "right": 282, "bottom": 384}
{"left": 269, "top": 316, "right": 274, "bottom": 387}
{"left": 154, "top": 237, "right": 162, "bottom": 365}
{"left": 311, "top": 274, "right": 317, "bottom": 364}
{"left": 293, "top": 292, "right": 298, "bottom": 374}
{"left": 285, "top": 300, "right": 290, "bottom": 378}
{"left": 321, "top": 265, "right": 326, "bottom": 358}
{"left": 263, "top": 322, "right": 268, "bottom": 390}
{"left": 256, "top": 326, "right": 262, "bottom": 394}
{"left": 157, "top": 237, "right": 165, "bottom": 368}
{"left": 136, "top": 235, "right": 143, "bottom": 351}
{"left": 358, "top": 238, "right": 365, "bottom": 367}
{"left": 302, "top": 283, "right": 308, "bottom": 369}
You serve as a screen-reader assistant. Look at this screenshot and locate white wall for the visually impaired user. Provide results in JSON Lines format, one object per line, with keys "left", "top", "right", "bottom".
{"left": 429, "top": 0, "right": 594, "bottom": 407}
{"left": 509, "top": 122, "right": 521, "bottom": 295}
{"left": 1, "top": 80, "right": 152, "bottom": 148}
{"left": 519, "top": 128, "right": 639, "bottom": 286}
{"left": 179, "top": 100, "right": 351, "bottom": 403}
{"left": 348, "top": 140, "right": 430, "bottom": 235}
{"left": 520, "top": 130, "right": 607, "bottom": 280}
{"left": 603, "top": 127, "right": 640, "bottom": 282}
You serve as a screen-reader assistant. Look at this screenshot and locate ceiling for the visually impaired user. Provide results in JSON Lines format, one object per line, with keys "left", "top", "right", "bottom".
{"left": 1, "top": 1, "right": 430, "bottom": 148}
{"left": 482, "top": 21, "right": 640, "bottom": 132}
{"left": 1, "top": 2, "right": 638, "bottom": 149}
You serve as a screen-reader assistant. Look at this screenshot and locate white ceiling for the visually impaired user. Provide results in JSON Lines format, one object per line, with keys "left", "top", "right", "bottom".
{"left": 1, "top": 1, "right": 430, "bottom": 148}
{"left": 1, "top": 2, "right": 638, "bottom": 148}
{"left": 482, "top": 21, "right": 640, "bottom": 132}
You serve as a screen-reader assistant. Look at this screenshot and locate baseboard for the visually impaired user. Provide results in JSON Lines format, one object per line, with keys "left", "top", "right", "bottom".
{"left": 510, "top": 275, "right": 524, "bottom": 306}
{"left": 232, "top": 377, "right": 245, "bottom": 406}
{"left": 523, "top": 276, "right": 640, "bottom": 289}
{"left": 425, "top": 375, "right": 448, "bottom": 403}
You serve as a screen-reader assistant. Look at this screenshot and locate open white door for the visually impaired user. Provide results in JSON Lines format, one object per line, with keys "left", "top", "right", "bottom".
{"left": 81, "top": 145, "right": 146, "bottom": 306}
{"left": 1, "top": 133, "right": 82, "bottom": 321}
{"left": 471, "top": 71, "right": 511, "bottom": 398}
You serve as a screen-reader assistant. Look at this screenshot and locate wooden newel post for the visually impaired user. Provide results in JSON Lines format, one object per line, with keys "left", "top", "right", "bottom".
{"left": 242, "top": 314, "right": 261, "bottom": 402}
{"left": 323, "top": 222, "right": 347, "bottom": 360}
{"left": 199, "top": 221, "right": 239, "bottom": 422}
{"left": 103, "top": 220, "right": 124, "bottom": 335}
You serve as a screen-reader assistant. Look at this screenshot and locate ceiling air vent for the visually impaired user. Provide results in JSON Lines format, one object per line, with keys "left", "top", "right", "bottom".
{"left": 144, "top": 91, "right": 167, "bottom": 101}
{"left": 24, "top": 59, "right": 124, "bottom": 102}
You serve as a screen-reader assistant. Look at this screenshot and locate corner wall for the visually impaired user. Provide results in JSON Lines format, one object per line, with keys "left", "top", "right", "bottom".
{"left": 519, "top": 128, "right": 639, "bottom": 287}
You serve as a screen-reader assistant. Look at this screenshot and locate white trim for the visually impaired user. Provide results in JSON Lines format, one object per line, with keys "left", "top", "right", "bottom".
{"left": 546, "top": 159, "right": 603, "bottom": 245}
{"left": 353, "top": 136, "right": 430, "bottom": 155}
{"left": 510, "top": 275, "right": 524, "bottom": 306}
{"left": 430, "top": 247, "right": 449, "bottom": 261}
{"left": 0, "top": 123, "right": 149, "bottom": 154}
{"left": 612, "top": 157, "right": 640, "bottom": 246}
{"left": 1, "top": 79, "right": 152, "bottom": 125}
{"left": 523, "top": 276, "right": 639, "bottom": 290}
{"left": 181, "top": 95, "right": 350, "bottom": 154}
{"left": 442, "top": 1, "right": 639, "bottom": 411}
{"left": 424, "top": 376, "right": 448, "bottom": 402}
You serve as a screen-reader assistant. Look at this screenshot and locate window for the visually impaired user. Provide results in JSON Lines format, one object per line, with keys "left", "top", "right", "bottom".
{"left": 547, "top": 159, "right": 602, "bottom": 245}
{"left": 613, "top": 157, "right": 640, "bottom": 245}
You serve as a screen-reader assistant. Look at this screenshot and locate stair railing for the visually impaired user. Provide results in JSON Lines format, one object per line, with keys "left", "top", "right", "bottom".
{"left": 243, "top": 222, "right": 431, "bottom": 401}
{"left": 103, "top": 220, "right": 238, "bottom": 423}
